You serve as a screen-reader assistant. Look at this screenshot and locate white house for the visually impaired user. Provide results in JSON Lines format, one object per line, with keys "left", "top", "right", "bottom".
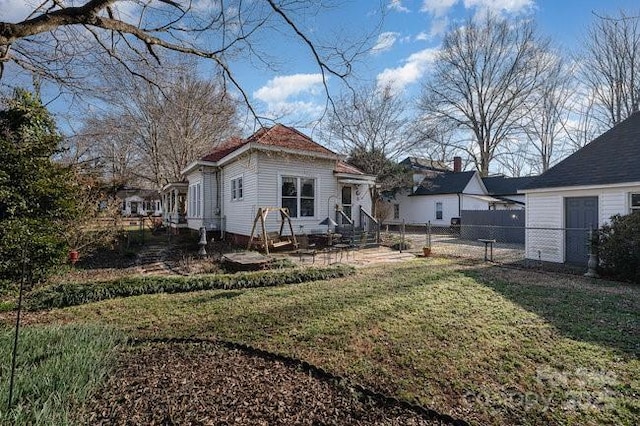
{"left": 116, "top": 188, "right": 162, "bottom": 217}
{"left": 482, "top": 175, "right": 536, "bottom": 209}
{"left": 523, "top": 111, "right": 640, "bottom": 264}
{"left": 385, "top": 157, "right": 530, "bottom": 226}
{"left": 173, "top": 124, "right": 376, "bottom": 242}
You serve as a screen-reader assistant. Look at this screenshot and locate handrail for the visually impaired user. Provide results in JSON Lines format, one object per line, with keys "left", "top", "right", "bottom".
{"left": 359, "top": 206, "right": 378, "bottom": 226}
{"left": 335, "top": 209, "right": 353, "bottom": 226}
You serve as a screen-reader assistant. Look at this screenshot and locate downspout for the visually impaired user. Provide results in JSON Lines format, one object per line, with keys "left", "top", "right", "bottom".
{"left": 457, "top": 193, "right": 461, "bottom": 218}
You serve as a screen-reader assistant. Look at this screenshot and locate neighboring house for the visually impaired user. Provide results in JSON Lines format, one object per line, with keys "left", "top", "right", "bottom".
{"left": 116, "top": 188, "right": 162, "bottom": 217}
{"left": 171, "top": 124, "right": 376, "bottom": 241}
{"left": 385, "top": 157, "right": 519, "bottom": 225}
{"left": 523, "top": 111, "right": 640, "bottom": 264}
{"left": 482, "top": 175, "right": 537, "bottom": 209}
{"left": 161, "top": 181, "right": 188, "bottom": 228}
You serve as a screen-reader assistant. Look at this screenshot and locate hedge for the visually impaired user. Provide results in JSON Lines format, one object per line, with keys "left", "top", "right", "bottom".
{"left": 24, "top": 265, "right": 356, "bottom": 311}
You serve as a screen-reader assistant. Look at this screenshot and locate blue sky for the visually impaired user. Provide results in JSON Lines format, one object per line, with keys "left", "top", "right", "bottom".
{"left": 242, "top": 0, "right": 640, "bottom": 125}
{"left": 1, "top": 0, "right": 638, "bottom": 129}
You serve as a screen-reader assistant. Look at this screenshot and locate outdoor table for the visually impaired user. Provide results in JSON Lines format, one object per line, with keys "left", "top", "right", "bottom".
{"left": 478, "top": 239, "right": 496, "bottom": 261}
{"left": 332, "top": 243, "right": 351, "bottom": 262}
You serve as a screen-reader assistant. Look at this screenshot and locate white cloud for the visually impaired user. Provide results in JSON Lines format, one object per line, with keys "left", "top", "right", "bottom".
{"left": 415, "top": 31, "right": 429, "bottom": 41}
{"left": 421, "top": 0, "right": 457, "bottom": 17}
{"left": 421, "top": 0, "right": 534, "bottom": 18}
{"left": 254, "top": 73, "right": 323, "bottom": 104}
{"left": 376, "top": 48, "right": 439, "bottom": 93}
{"left": 388, "top": 0, "right": 410, "bottom": 13}
{"left": 253, "top": 74, "right": 325, "bottom": 119}
{"left": 372, "top": 32, "right": 400, "bottom": 54}
{"left": 463, "top": 0, "right": 534, "bottom": 15}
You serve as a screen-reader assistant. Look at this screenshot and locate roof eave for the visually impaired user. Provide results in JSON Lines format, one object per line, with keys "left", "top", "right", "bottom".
{"left": 521, "top": 180, "right": 640, "bottom": 194}
{"left": 182, "top": 160, "right": 219, "bottom": 176}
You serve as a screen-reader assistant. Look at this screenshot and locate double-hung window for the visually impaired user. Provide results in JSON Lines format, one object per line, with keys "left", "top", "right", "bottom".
{"left": 393, "top": 204, "right": 400, "bottom": 220}
{"left": 435, "top": 202, "right": 443, "bottom": 220}
{"left": 189, "top": 183, "right": 202, "bottom": 217}
{"left": 231, "top": 176, "right": 243, "bottom": 201}
{"left": 631, "top": 193, "right": 640, "bottom": 213}
{"left": 281, "top": 176, "right": 315, "bottom": 218}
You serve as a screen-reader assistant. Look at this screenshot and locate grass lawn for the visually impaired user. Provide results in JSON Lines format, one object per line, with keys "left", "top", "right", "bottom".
{"left": 11, "top": 258, "right": 640, "bottom": 425}
{"left": 0, "top": 324, "right": 123, "bottom": 425}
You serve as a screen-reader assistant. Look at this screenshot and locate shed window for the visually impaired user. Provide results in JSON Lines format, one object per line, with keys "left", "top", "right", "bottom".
{"left": 631, "top": 193, "right": 640, "bottom": 213}
{"left": 435, "top": 202, "right": 443, "bottom": 220}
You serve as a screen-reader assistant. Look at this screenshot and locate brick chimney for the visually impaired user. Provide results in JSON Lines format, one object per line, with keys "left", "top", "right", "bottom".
{"left": 453, "top": 156, "right": 462, "bottom": 173}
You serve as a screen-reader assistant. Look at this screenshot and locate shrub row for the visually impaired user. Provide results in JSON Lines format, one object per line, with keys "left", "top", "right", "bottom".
{"left": 24, "top": 265, "right": 356, "bottom": 310}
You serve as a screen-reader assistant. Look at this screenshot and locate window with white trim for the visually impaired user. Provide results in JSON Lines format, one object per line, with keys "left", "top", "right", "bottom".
{"left": 231, "top": 176, "right": 243, "bottom": 200}
{"left": 393, "top": 204, "right": 400, "bottom": 220}
{"left": 631, "top": 193, "right": 640, "bottom": 213}
{"left": 281, "top": 176, "right": 315, "bottom": 218}
{"left": 435, "top": 202, "right": 443, "bottom": 220}
{"left": 189, "top": 183, "right": 202, "bottom": 217}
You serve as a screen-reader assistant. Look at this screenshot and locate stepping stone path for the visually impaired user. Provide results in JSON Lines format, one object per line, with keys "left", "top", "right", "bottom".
{"left": 136, "top": 243, "right": 173, "bottom": 276}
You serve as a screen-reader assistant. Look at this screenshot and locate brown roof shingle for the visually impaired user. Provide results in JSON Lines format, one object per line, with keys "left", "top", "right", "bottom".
{"left": 198, "top": 125, "right": 335, "bottom": 163}
{"left": 334, "top": 160, "right": 365, "bottom": 175}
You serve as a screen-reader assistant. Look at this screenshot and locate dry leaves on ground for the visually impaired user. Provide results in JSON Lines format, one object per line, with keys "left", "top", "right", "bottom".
{"left": 82, "top": 341, "right": 442, "bottom": 426}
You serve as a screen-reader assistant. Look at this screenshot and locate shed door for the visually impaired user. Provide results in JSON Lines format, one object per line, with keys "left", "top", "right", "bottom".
{"left": 565, "top": 197, "right": 598, "bottom": 264}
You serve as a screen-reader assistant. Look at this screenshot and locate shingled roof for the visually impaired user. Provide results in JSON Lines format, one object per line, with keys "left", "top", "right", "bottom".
{"left": 199, "top": 124, "right": 336, "bottom": 163}
{"left": 525, "top": 111, "right": 640, "bottom": 190}
{"left": 482, "top": 176, "right": 537, "bottom": 196}
{"left": 412, "top": 171, "right": 477, "bottom": 195}
{"left": 400, "top": 156, "right": 450, "bottom": 172}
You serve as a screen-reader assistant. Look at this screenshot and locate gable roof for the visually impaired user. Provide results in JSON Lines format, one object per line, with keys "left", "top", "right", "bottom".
{"left": 412, "top": 171, "right": 477, "bottom": 195}
{"left": 525, "top": 111, "right": 640, "bottom": 190}
{"left": 482, "top": 176, "right": 537, "bottom": 196}
{"left": 335, "top": 160, "right": 365, "bottom": 175}
{"left": 200, "top": 137, "right": 245, "bottom": 162}
{"left": 400, "top": 156, "right": 450, "bottom": 172}
{"left": 199, "top": 124, "right": 336, "bottom": 164}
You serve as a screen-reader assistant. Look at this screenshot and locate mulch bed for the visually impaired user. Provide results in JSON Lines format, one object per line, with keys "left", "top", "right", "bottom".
{"left": 81, "top": 341, "right": 442, "bottom": 425}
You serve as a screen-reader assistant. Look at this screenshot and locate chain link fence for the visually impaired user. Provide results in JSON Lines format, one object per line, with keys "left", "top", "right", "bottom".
{"left": 383, "top": 223, "right": 592, "bottom": 269}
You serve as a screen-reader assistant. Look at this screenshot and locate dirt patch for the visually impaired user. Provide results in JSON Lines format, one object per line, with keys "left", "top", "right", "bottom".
{"left": 81, "top": 341, "right": 442, "bottom": 425}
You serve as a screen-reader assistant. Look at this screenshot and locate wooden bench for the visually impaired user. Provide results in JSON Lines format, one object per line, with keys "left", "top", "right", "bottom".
{"left": 265, "top": 231, "right": 293, "bottom": 249}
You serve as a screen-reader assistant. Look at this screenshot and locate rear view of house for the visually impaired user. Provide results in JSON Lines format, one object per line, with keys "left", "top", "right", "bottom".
{"left": 523, "top": 111, "right": 640, "bottom": 264}
{"left": 166, "top": 124, "right": 376, "bottom": 242}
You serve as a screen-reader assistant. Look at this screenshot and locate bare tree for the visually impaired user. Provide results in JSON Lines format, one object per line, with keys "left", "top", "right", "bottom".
{"left": 320, "top": 83, "right": 414, "bottom": 214}
{"left": 418, "top": 14, "right": 550, "bottom": 176}
{"left": 0, "top": 1, "right": 376, "bottom": 114}
{"left": 521, "top": 55, "right": 576, "bottom": 173}
{"left": 581, "top": 10, "right": 640, "bottom": 127}
{"left": 321, "top": 83, "right": 415, "bottom": 160}
{"left": 75, "top": 70, "right": 239, "bottom": 188}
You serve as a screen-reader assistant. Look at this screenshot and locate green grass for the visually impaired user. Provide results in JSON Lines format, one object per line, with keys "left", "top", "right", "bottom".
{"left": 0, "top": 324, "right": 123, "bottom": 425}
{"left": 16, "top": 259, "right": 640, "bottom": 425}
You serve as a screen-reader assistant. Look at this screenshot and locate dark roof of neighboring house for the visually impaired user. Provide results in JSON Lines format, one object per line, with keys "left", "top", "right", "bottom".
{"left": 482, "top": 176, "right": 537, "bottom": 196}
{"left": 200, "top": 124, "right": 336, "bottom": 163}
{"left": 412, "top": 171, "right": 477, "bottom": 195}
{"left": 400, "top": 156, "right": 450, "bottom": 172}
{"left": 525, "top": 111, "right": 640, "bottom": 190}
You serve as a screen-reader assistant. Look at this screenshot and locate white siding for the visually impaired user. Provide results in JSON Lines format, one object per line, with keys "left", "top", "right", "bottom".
{"left": 389, "top": 194, "right": 460, "bottom": 225}
{"left": 525, "top": 184, "right": 640, "bottom": 263}
{"left": 254, "top": 152, "right": 336, "bottom": 235}
{"left": 460, "top": 195, "right": 489, "bottom": 211}
{"left": 222, "top": 152, "right": 259, "bottom": 236}
{"left": 525, "top": 193, "right": 564, "bottom": 262}
{"left": 463, "top": 173, "right": 486, "bottom": 194}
